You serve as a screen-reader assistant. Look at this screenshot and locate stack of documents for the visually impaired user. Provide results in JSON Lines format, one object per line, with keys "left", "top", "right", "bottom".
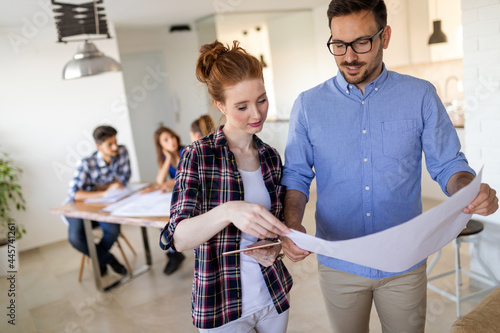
{"left": 103, "top": 190, "right": 172, "bottom": 217}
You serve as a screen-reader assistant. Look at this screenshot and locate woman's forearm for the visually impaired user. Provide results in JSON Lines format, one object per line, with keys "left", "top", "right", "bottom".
{"left": 156, "top": 160, "right": 171, "bottom": 184}
{"left": 172, "top": 201, "right": 289, "bottom": 252}
{"left": 173, "top": 205, "right": 230, "bottom": 251}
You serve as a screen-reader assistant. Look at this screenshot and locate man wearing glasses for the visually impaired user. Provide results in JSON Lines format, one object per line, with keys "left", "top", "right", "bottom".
{"left": 281, "top": 1, "right": 498, "bottom": 332}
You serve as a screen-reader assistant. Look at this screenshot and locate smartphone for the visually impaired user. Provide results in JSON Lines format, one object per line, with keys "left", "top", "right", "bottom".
{"left": 222, "top": 241, "right": 282, "bottom": 256}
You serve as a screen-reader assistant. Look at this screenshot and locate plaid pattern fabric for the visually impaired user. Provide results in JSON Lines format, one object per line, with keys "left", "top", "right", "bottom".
{"left": 67, "top": 145, "right": 131, "bottom": 201}
{"left": 160, "top": 127, "right": 292, "bottom": 329}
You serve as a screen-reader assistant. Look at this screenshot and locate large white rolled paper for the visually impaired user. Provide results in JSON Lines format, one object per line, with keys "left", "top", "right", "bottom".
{"left": 287, "top": 168, "right": 483, "bottom": 272}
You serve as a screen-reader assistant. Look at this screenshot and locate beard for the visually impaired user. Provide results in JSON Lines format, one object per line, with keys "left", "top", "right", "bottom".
{"left": 339, "top": 43, "right": 383, "bottom": 86}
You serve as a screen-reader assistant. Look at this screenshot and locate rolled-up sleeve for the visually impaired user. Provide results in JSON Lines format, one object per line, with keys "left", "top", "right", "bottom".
{"left": 160, "top": 147, "right": 201, "bottom": 251}
{"left": 282, "top": 94, "right": 316, "bottom": 201}
{"left": 421, "top": 84, "right": 475, "bottom": 196}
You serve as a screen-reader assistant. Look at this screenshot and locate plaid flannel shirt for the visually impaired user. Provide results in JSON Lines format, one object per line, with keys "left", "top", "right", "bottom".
{"left": 160, "top": 127, "right": 292, "bottom": 329}
{"left": 67, "top": 145, "right": 131, "bottom": 201}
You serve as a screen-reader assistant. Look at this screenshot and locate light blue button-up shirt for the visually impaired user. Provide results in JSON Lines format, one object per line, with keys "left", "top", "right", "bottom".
{"left": 282, "top": 64, "right": 475, "bottom": 279}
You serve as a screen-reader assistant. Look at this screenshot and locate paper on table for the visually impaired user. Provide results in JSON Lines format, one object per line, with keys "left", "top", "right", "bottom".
{"left": 103, "top": 190, "right": 172, "bottom": 217}
{"left": 287, "top": 168, "right": 483, "bottom": 273}
{"left": 84, "top": 183, "right": 149, "bottom": 203}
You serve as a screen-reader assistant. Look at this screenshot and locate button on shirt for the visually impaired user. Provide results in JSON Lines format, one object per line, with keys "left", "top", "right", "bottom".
{"left": 67, "top": 145, "right": 131, "bottom": 201}
{"left": 282, "top": 64, "right": 475, "bottom": 279}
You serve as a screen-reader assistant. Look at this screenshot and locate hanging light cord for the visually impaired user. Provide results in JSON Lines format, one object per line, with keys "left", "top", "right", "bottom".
{"left": 93, "top": 0, "right": 100, "bottom": 35}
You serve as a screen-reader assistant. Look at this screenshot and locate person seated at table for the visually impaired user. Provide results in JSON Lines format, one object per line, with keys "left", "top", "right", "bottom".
{"left": 145, "top": 126, "right": 186, "bottom": 275}
{"left": 145, "top": 127, "right": 185, "bottom": 194}
{"left": 67, "top": 125, "right": 130, "bottom": 276}
{"left": 189, "top": 114, "right": 215, "bottom": 142}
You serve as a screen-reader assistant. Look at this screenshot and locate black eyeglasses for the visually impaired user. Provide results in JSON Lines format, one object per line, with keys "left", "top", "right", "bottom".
{"left": 327, "top": 28, "right": 384, "bottom": 56}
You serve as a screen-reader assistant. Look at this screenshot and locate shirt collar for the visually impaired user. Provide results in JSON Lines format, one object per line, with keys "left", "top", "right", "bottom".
{"left": 213, "top": 125, "right": 267, "bottom": 153}
{"left": 96, "top": 150, "right": 110, "bottom": 168}
{"left": 336, "top": 62, "right": 389, "bottom": 93}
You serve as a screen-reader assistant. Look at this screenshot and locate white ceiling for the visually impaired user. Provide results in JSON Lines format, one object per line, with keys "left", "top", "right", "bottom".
{"left": 1, "top": 0, "right": 328, "bottom": 28}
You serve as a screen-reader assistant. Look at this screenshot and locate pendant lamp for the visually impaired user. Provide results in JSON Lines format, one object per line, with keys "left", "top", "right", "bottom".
{"left": 428, "top": 20, "right": 448, "bottom": 44}
{"left": 63, "top": 40, "right": 121, "bottom": 80}
{"left": 52, "top": 0, "right": 121, "bottom": 79}
{"left": 428, "top": 1, "right": 448, "bottom": 45}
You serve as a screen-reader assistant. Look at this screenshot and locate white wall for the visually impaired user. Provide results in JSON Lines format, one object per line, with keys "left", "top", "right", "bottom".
{"left": 462, "top": 0, "right": 500, "bottom": 226}
{"left": 164, "top": 30, "right": 213, "bottom": 145}
{"left": 462, "top": 0, "right": 500, "bottom": 279}
{"left": 384, "top": 0, "right": 411, "bottom": 67}
{"left": 267, "top": 11, "right": 318, "bottom": 119}
{"left": 312, "top": 1, "right": 339, "bottom": 84}
{"left": 196, "top": 15, "right": 218, "bottom": 47}
{"left": 116, "top": 26, "right": 210, "bottom": 175}
{"left": 119, "top": 51, "right": 172, "bottom": 182}
{"left": 0, "top": 22, "right": 139, "bottom": 251}
{"left": 116, "top": 27, "right": 174, "bottom": 182}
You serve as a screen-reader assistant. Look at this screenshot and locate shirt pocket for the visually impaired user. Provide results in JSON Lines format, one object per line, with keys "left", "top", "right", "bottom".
{"left": 382, "top": 119, "right": 418, "bottom": 160}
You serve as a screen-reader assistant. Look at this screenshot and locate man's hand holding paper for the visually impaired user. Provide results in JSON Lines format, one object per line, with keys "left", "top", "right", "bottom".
{"left": 285, "top": 168, "right": 489, "bottom": 273}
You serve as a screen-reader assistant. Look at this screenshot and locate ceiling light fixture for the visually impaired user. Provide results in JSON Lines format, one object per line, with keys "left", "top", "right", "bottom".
{"left": 169, "top": 25, "right": 191, "bottom": 33}
{"left": 428, "top": 1, "right": 448, "bottom": 45}
{"left": 52, "top": 0, "right": 121, "bottom": 80}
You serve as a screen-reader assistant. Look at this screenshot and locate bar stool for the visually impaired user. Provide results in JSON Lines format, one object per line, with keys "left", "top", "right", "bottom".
{"left": 427, "top": 219, "right": 499, "bottom": 317}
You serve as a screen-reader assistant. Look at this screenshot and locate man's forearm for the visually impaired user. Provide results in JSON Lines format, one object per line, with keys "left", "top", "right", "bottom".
{"left": 73, "top": 190, "right": 106, "bottom": 201}
{"left": 284, "top": 189, "right": 308, "bottom": 229}
{"left": 446, "top": 171, "right": 475, "bottom": 196}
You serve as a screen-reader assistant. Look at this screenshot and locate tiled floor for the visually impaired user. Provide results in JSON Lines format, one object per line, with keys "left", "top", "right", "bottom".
{"left": 1, "top": 195, "right": 492, "bottom": 332}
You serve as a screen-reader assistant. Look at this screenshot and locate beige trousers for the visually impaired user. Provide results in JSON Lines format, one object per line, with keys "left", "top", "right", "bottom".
{"left": 318, "top": 262, "right": 427, "bottom": 333}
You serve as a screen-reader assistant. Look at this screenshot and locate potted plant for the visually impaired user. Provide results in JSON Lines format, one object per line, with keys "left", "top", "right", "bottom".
{"left": 0, "top": 151, "right": 26, "bottom": 258}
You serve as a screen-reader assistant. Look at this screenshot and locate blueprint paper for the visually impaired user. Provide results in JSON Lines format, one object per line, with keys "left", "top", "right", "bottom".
{"left": 84, "top": 183, "right": 149, "bottom": 203}
{"left": 287, "top": 168, "right": 483, "bottom": 272}
{"left": 103, "top": 190, "right": 172, "bottom": 217}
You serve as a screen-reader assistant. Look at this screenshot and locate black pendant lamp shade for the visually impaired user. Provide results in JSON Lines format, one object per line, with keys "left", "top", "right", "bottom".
{"left": 428, "top": 20, "right": 448, "bottom": 45}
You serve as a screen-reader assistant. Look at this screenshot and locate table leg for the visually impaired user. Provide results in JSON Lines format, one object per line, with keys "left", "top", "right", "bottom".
{"left": 83, "top": 218, "right": 104, "bottom": 292}
{"left": 142, "top": 227, "right": 152, "bottom": 266}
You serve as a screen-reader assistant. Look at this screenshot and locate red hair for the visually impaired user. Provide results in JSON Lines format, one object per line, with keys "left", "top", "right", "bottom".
{"left": 195, "top": 40, "right": 263, "bottom": 104}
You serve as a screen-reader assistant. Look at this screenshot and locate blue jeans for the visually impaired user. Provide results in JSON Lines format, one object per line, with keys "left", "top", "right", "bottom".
{"left": 67, "top": 218, "right": 120, "bottom": 267}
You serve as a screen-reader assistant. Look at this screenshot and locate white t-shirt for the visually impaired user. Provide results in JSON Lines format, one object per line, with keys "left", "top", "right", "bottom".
{"left": 238, "top": 167, "right": 274, "bottom": 316}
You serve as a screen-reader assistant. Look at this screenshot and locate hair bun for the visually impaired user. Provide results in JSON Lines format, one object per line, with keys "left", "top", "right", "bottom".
{"left": 196, "top": 41, "right": 229, "bottom": 84}
{"left": 195, "top": 40, "right": 262, "bottom": 103}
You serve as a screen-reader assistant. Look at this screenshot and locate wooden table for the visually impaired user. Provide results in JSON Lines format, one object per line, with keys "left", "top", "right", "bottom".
{"left": 51, "top": 201, "right": 168, "bottom": 292}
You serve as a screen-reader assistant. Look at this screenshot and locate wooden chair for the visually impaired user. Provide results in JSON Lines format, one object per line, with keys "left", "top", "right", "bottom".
{"left": 78, "top": 231, "right": 136, "bottom": 281}
{"left": 60, "top": 210, "right": 137, "bottom": 281}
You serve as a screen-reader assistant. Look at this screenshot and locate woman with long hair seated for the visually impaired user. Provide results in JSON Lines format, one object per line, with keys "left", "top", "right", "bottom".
{"left": 153, "top": 127, "right": 184, "bottom": 193}
{"left": 144, "top": 127, "right": 186, "bottom": 275}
